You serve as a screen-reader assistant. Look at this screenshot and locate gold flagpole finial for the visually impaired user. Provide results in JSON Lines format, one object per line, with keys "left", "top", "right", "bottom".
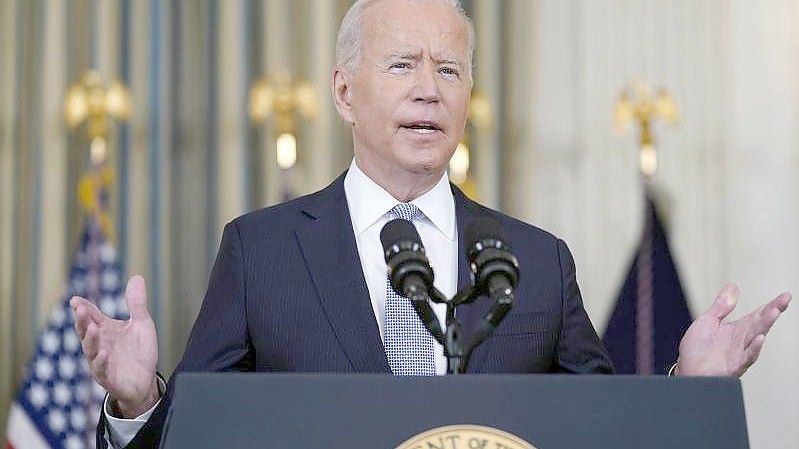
{"left": 64, "top": 70, "right": 131, "bottom": 238}
{"left": 249, "top": 70, "right": 318, "bottom": 172}
{"left": 64, "top": 70, "right": 131, "bottom": 157}
{"left": 613, "top": 80, "right": 679, "bottom": 179}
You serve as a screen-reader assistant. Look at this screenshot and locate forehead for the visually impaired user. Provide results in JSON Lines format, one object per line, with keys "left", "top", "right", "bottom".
{"left": 361, "top": 0, "right": 469, "bottom": 58}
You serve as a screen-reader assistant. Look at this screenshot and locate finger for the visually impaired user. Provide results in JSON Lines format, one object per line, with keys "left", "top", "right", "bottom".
{"left": 125, "top": 275, "right": 151, "bottom": 322}
{"left": 747, "top": 292, "right": 792, "bottom": 341}
{"left": 70, "top": 295, "right": 107, "bottom": 321}
{"left": 770, "top": 292, "right": 792, "bottom": 312}
{"left": 705, "top": 283, "right": 740, "bottom": 321}
{"left": 81, "top": 322, "right": 100, "bottom": 359}
{"left": 70, "top": 296, "right": 104, "bottom": 339}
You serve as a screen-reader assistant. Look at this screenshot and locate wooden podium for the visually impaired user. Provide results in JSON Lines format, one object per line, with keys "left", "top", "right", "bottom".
{"left": 160, "top": 373, "right": 749, "bottom": 448}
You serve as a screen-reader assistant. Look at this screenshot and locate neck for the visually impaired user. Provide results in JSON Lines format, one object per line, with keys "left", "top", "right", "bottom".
{"left": 353, "top": 155, "right": 444, "bottom": 203}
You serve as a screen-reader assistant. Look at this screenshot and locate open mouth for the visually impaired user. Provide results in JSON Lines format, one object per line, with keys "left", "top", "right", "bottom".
{"left": 400, "top": 121, "right": 443, "bottom": 134}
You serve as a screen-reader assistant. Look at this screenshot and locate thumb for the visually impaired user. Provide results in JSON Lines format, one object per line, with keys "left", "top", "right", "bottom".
{"left": 125, "top": 275, "right": 151, "bottom": 322}
{"left": 706, "top": 283, "right": 739, "bottom": 321}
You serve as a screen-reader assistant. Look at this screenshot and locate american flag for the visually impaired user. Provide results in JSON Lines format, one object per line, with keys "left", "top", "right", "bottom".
{"left": 6, "top": 216, "right": 128, "bottom": 449}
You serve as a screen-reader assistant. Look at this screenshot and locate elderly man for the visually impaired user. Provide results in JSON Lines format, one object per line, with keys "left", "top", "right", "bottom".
{"left": 70, "top": 0, "right": 791, "bottom": 448}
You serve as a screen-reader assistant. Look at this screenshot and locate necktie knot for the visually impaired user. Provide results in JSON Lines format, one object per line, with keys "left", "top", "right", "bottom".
{"left": 390, "top": 203, "right": 423, "bottom": 222}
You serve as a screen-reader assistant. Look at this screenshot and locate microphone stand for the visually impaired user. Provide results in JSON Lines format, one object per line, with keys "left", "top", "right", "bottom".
{"left": 444, "top": 305, "right": 463, "bottom": 375}
{"left": 421, "top": 286, "right": 509, "bottom": 374}
{"left": 426, "top": 288, "right": 469, "bottom": 375}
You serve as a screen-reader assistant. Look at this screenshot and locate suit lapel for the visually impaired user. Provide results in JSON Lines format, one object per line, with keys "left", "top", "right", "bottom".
{"left": 295, "top": 175, "right": 390, "bottom": 373}
{"left": 453, "top": 186, "right": 493, "bottom": 373}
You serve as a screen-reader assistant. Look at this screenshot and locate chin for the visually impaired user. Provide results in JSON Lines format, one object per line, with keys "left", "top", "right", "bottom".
{"left": 402, "top": 152, "right": 449, "bottom": 175}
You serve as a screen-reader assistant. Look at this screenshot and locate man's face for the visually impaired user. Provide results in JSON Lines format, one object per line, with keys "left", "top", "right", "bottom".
{"left": 337, "top": 0, "right": 472, "bottom": 179}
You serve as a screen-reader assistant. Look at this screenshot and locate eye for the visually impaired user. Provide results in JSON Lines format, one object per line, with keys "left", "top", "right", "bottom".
{"left": 439, "top": 66, "right": 460, "bottom": 78}
{"left": 389, "top": 62, "right": 412, "bottom": 71}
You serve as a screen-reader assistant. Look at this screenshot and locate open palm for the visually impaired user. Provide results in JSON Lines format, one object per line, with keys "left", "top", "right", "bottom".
{"left": 70, "top": 275, "right": 159, "bottom": 416}
{"left": 677, "top": 284, "right": 791, "bottom": 376}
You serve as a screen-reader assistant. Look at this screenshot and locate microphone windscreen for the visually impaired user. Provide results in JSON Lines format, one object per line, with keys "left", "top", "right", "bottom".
{"left": 465, "top": 216, "right": 504, "bottom": 249}
{"left": 380, "top": 218, "right": 422, "bottom": 252}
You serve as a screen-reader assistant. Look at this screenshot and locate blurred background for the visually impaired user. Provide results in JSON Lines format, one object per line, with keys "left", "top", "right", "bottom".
{"left": 1, "top": 0, "right": 798, "bottom": 448}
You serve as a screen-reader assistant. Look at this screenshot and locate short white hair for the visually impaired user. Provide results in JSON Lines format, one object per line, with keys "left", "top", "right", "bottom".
{"left": 335, "top": 0, "right": 476, "bottom": 76}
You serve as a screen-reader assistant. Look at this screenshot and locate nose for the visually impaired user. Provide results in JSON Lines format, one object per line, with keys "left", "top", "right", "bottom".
{"left": 412, "top": 63, "right": 440, "bottom": 104}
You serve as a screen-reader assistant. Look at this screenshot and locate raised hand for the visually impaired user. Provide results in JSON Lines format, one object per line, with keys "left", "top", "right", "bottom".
{"left": 676, "top": 283, "right": 791, "bottom": 377}
{"left": 70, "top": 275, "right": 160, "bottom": 418}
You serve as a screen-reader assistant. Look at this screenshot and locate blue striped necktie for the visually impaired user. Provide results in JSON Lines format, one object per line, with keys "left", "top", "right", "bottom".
{"left": 384, "top": 203, "right": 436, "bottom": 376}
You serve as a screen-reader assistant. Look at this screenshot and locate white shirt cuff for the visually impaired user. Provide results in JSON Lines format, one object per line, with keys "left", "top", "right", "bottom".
{"left": 103, "top": 376, "right": 166, "bottom": 448}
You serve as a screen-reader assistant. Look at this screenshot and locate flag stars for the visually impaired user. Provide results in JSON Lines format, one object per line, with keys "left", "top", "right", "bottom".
{"left": 28, "top": 383, "right": 48, "bottom": 409}
{"left": 100, "top": 242, "right": 116, "bottom": 263}
{"left": 35, "top": 357, "right": 54, "bottom": 381}
{"left": 59, "top": 355, "right": 78, "bottom": 378}
{"left": 47, "top": 409, "right": 67, "bottom": 433}
{"left": 65, "top": 433, "right": 85, "bottom": 449}
{"left": 41, "top": 331, "right": 60, "bottom": 354}
{"left": 53, "top": 382, "right": 71, "bottom": 406}
{"left": 102, "top": 269, "right": 119, "bottom": 291}
{"left": 70, "top": 408, "right": 87, "bottom": 431}
{"left": 100, "top": 297, "right": 116, "bottom": 317}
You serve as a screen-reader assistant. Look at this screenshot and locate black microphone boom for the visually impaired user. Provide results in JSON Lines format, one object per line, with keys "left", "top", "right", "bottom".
{"left": 380, "top": 218, "right": 445, "bottom": 345}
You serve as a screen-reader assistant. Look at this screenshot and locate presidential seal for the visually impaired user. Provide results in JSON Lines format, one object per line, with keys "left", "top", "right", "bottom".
{"left": 395, "top": 424, "right": 538, "bottom": 449}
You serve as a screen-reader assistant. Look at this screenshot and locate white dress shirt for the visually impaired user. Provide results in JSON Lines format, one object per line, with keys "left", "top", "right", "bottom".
{"left": 344, "top": 159, "right": 458, "bottom": 375}
{"left": 104, "top": 159, "right": 458, "bottom": 447}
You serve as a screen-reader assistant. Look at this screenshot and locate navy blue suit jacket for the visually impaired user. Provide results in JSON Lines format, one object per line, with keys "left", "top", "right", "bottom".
{"left": 101, "top": 173, "right": 613, "bottom": 448}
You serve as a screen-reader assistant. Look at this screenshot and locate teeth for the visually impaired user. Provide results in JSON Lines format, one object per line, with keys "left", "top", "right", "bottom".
{"left": 404, "top": 124, "right": 439, "bottom": 133}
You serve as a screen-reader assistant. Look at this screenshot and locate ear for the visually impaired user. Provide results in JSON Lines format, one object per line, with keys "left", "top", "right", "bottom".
{"left": 332, "top": 68, "right": 356, "bottom": 125}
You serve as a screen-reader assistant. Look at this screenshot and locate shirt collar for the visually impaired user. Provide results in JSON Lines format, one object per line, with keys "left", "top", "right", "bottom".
{"left": 344, "top": 159, "right": 456, "bottom": 240}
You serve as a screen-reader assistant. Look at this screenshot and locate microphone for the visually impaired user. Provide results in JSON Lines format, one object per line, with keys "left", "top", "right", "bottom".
{"left": 465, "top": 216, "right": 520, "bottom": 305}
{"left": 463, "top": 217, "right": 520, "bottom": 356}
{"left": 380, "top": 218, "right": 444, "bottom": 344}
{"left": 380, "top": 219, "right": 434, "bottom": 299}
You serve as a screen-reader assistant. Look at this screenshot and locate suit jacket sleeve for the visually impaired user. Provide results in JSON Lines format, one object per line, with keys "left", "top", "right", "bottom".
{"left": 97, "top": 221, "right": 254, "bottom": 449}
{"left": 552, "top": 239, "right": 615, "bottom": 374}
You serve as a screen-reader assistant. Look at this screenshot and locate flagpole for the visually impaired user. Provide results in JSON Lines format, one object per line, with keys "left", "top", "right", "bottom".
{"left": 604, "top": 81, "right": 690, "bottom": 375}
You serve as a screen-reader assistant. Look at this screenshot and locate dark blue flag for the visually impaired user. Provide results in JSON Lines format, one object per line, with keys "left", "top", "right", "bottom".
{"left": 602, "top": 192, "right": 693, "bottom": 374}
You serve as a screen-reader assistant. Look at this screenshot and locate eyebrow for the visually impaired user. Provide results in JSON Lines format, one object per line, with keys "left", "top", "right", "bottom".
{"left": 386, "top": 51, "right": 420, "bottom": 60}
{"left": 385, "top": 52, "right": 464, "bottom": 69}
{"left": 437, "top": 58, "right": 461, "bottom": 66}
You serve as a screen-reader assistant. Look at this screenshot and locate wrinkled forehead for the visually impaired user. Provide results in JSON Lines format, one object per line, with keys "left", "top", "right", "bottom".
{"left": 361, "top": 0, "right": 470, "bottom": 61}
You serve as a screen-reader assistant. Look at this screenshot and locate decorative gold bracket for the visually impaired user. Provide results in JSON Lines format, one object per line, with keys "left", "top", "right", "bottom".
{"left": 613, "top": 80, "right": 679, "bottom": 179}
{"left": 249, "top": 70, "right": 317, "bottom": 170}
